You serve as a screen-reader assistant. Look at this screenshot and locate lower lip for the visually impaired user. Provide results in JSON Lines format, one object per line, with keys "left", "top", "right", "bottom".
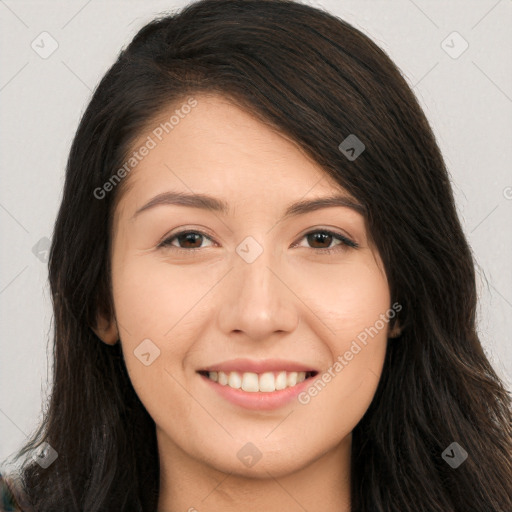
{"left": 198, "top": 373, "right": 313, "bottom": 411}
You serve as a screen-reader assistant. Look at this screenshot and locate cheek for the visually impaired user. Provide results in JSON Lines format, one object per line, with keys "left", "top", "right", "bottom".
{"left": 111, "top": 253, "right": 214, "bottom": 343}
{"left": 330, "top": 264, "right": 390, "bottom": 395}
{"left": 110, "top": 254, "right": 217, "bottom": 417}
{"left": 293, "top": 258, "right": 390, "bottom": 425}
{"left": 296, "top": 253, "right": 391, "bottom": 342}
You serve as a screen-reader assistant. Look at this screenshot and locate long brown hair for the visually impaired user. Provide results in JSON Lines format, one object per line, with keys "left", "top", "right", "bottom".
{"left": 5, "top": 1, "right": 512, "bottom": 510}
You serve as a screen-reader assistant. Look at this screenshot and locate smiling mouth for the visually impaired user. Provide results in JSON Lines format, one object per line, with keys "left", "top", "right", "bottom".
{"left": 197, "top": 370, "right": 319, "bottom": 393}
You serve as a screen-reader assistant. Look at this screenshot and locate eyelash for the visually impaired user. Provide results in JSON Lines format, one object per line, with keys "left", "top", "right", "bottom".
{"left": 158, "top": 229, "right": 359, "bottom": 255}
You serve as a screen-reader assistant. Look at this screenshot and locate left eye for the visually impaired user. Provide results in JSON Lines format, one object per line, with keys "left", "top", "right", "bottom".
{"left": 159, "top": 229, "right": 358, "bottom": 253}
{"left": 294, "top": 230, "right": 358, "bottom": 252}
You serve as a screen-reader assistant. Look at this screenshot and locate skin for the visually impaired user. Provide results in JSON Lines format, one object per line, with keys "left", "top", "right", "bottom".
{"left": 94, "top": 94, "right": 400, "bottom": 512}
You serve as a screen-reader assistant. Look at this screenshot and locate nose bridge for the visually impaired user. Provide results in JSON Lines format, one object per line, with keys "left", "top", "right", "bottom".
{"left": 216, "top": 234, "right": 299, "bottom": 339}
{"left": 236, "top": 234, "right": 281, "bottom": 307}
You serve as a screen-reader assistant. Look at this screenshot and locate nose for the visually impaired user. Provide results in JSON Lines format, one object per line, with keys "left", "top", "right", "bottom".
{"left": 216, "top": 243, "right": 299, "bottom": 342}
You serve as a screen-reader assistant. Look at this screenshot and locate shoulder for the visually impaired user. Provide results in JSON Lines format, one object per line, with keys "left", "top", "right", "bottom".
{"left": 0, "top": 472, "right": 26, "bottom": 512}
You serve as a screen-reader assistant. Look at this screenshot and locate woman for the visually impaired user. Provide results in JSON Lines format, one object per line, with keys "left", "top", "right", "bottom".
{"left": 2, "top": 0, "right": 511, "bottom": 510}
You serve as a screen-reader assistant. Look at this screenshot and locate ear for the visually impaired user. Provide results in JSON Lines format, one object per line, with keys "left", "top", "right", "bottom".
{"left": 91, "top": 312, "right": 119, "bottom": 345}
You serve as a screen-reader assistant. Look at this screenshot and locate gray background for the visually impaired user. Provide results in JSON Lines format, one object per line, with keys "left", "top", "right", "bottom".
{"left": 1, "top": 0, "right": 511, "bottom": 466}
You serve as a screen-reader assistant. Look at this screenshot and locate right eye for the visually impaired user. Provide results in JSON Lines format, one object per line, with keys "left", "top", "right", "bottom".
{"left": 158, "top": 230, "right": 216, "bottom": 251}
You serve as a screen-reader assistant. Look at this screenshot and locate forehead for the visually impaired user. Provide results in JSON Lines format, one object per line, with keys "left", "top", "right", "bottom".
{"left": 113, "top": 93, "right": 362, "bottom": 224}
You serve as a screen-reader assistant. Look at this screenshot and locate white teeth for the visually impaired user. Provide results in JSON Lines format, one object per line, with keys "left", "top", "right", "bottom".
{"left": 287, "top": 372, "right": 297, "bottom": 387}
{"left": 228, "top": 372, "right": 242, "bottom": 389}
{"left": 275, "top": 371, "right": 287, "bottom": 390}
{"left": 241, "top": 372, "right": 259, "bottom": 392}
{"left": 259, "top": 372, "right": 276, "bottom": 392}
{"left": 206, "top": 370, "right": 312, "bottom": 392}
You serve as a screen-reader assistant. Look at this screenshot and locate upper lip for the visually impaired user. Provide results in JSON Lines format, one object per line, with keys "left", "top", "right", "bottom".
{"left": 197, "top": 358, "right": 319, "bottom": 374}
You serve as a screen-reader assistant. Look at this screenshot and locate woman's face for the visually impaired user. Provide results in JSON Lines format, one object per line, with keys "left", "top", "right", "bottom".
{"left": 102, "top": 93, "right": 394, "bottom": 478}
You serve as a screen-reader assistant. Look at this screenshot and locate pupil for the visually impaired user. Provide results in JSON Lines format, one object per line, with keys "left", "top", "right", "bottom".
{"left": 309, "top": 232, "right": 331, "bottom": 248}
{"left": 181, "top": 233, "right": 201, "bottom": 248}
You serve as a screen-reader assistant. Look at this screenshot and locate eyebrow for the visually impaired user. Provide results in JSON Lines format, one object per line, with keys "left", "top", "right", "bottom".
{"left": 131, "top": 190, "right": 366, "bottom": 220}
